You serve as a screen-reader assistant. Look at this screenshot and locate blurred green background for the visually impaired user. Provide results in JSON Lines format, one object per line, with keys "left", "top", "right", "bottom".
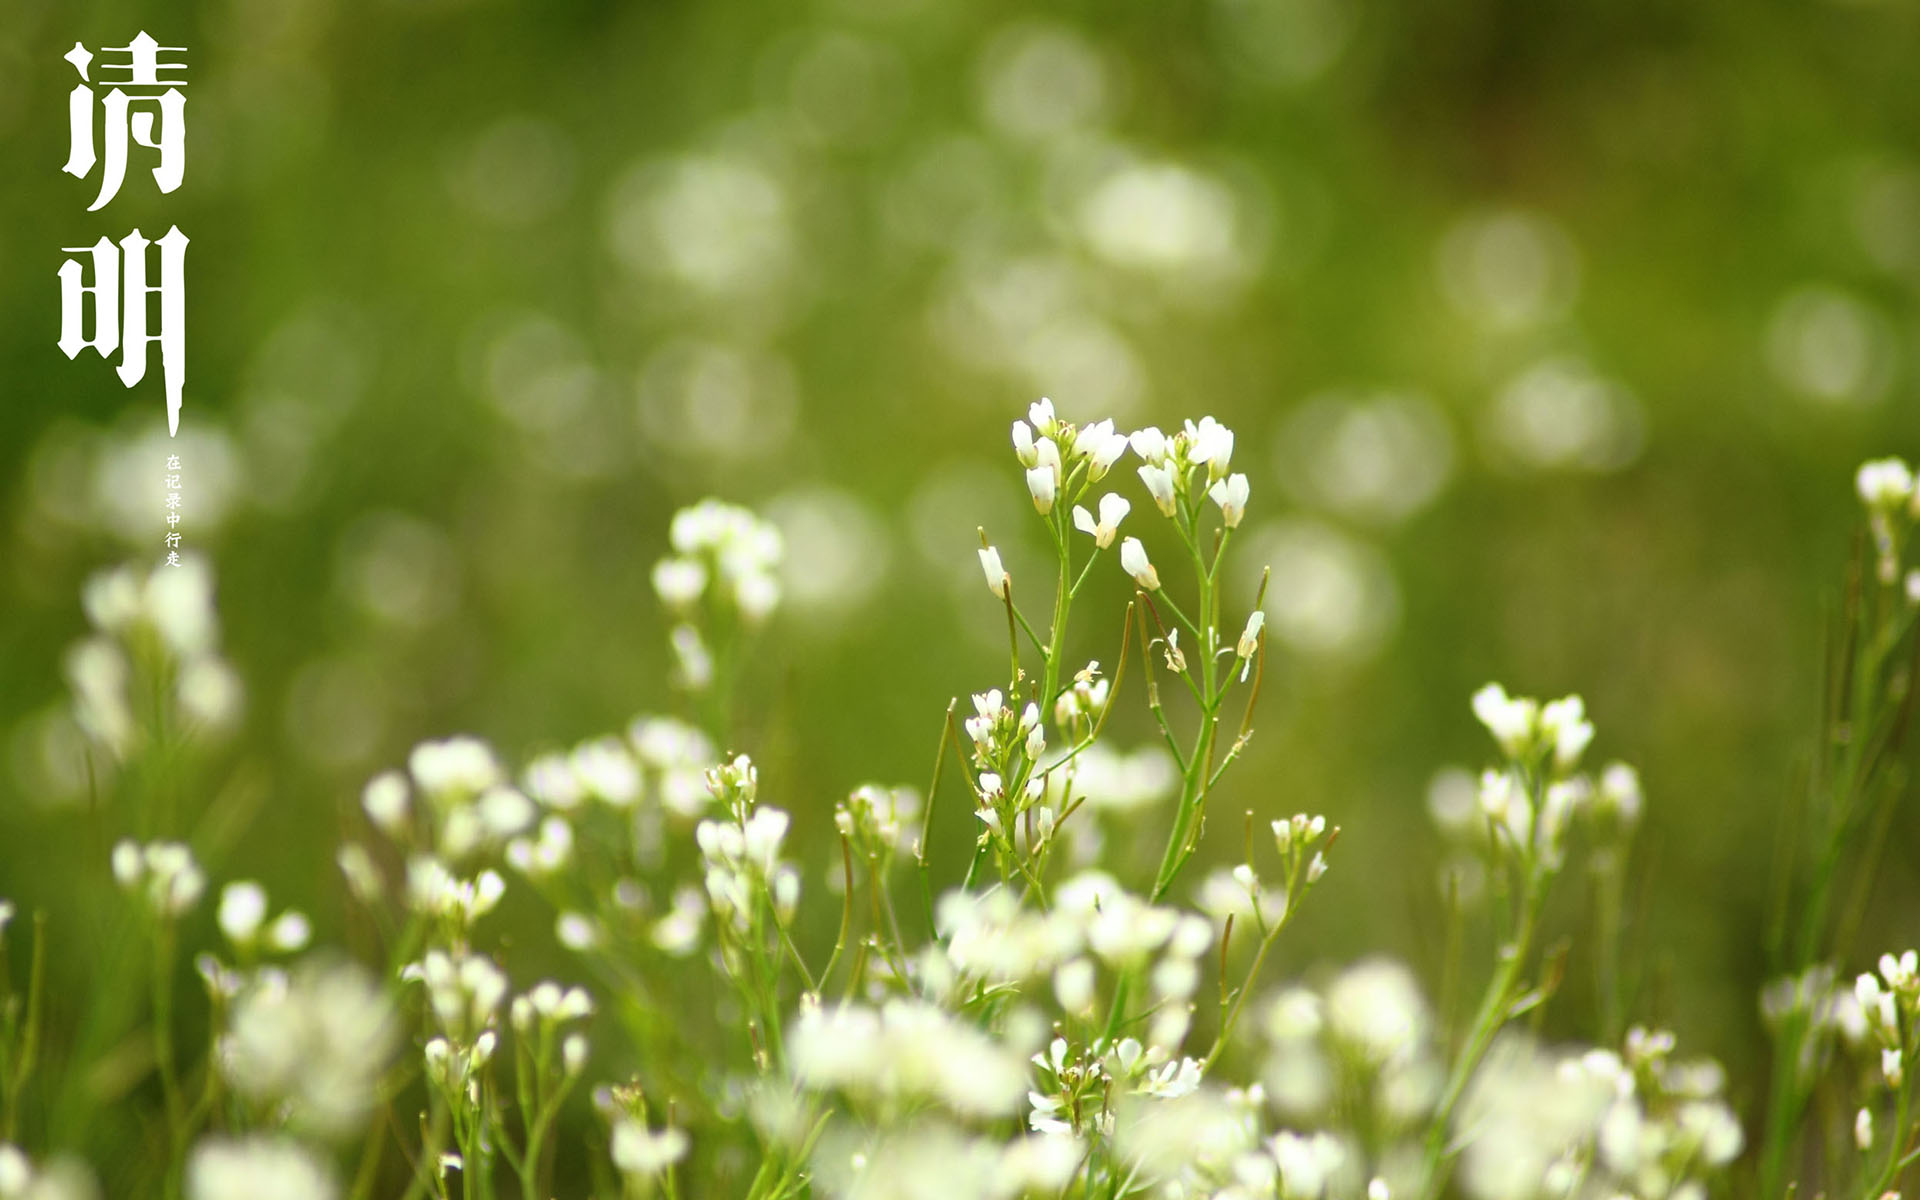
{"left": 2, "top": 0, "right": 1918, "bottom": 1168}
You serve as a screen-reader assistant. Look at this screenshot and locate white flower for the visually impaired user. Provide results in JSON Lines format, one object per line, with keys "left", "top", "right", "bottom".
{"left": 788, "top": 999, "right": 1030, "bottom": 1117}
{"left": 1326, "top": 959, "right": 1429, "bottom": 1066}
{"left": 1160, "top": 628, "right": 1187, "bottom": 673}
{"left": 650, "top": 558, "right": 708, "bottom": 609}
{"left": 1137, "top": 462, "right": 1179, "bottom": 517}
{"left": 217, "top": 882, "right": 268, "bottom": 946}
{"left": 1028, "top": 397, "right": 1058, "bottom": 434}
{"left": 570, "top": 738, "right": 642, "bottom": 806}
{"left": 1857, "top": 973, "right": 1898, "bottom": 1042}
{"left": 734, "top": 569, "right": 781, "bottom": 626}
{"left": 336, "top": 845, "right": 382, "bottom": 904}
{"left": 1129, "top": 426, "right": 1169, "bottom": 463}
{"left": 1208, "top": 473, "right": 1249, "bottom": 527}
{"left": 1140, "top": 1057, "right": 1203, "bottom": 1098}
{"left": 1857, "top": 458, "right": 1915, "bottom": 510}
{"left": 1079, "top": 420, "right": 1131, "bottom": 479}
{"left": 143, "top": 556, "right": 220, "bottom": 659}
{"left": 265, "top": 912, "right": 311, "bottom": 953}
{"left": 557, "top": 911, "right": 599, "bottom": 950}
{"left": 1054, "top": 958, "right": 1096, "bottom": 1013}
{"left": 1597, "top": 762, "right": 1643, "bottom": 826}
{"left": 1236, "top": 610, "right": 1265, "bottom": 665}
{"left": 1471, "top": 683, "right": 1538, "bottom": 757}
{"left": 979, "top": 546, "right": 1010, "bottom": 599}
{"left": 1034, "top": 436, "right": 1062, "bottom": 479}
{"left": 361, "top": 771, "right": 410, "bottom": 836}
{"left": 506, "top": 816, "right": 575, "bottom": 878}
{"left": 187, "top": 1137, "right": 335, "bottom": 1200}
{"left": 1185, "top": 416, "right": 1235, "bottom": 478}
{"left": 111, "top": 840, "right": 141, "bottom": 888}
{"left": 612, "top": 1122, "right": 689, "bottom": 1178}
{"left": 1026, "top": 465, "right": 1058, "bottom": 514}
{"left": 1857, "top": 1105, "right": 1875, "bottom": 1150}
{"left": 742, "top": 807, "right": 791, "bottom": 875}
{"left": 220, "top": 962, "right": 398, "bottom": 1139}
{"left": 1881, "top": 950, "right": 1918, "bottom": 991}
{"left": 116, "top": 841, "right": 205, "bottom": 916}
{"left": 478, "top": 786, "right": 535, "bottom": 837}
{"left": 1012, "top": 420, "right": 1038, "bottom": 466}
{"left": 1270, "top": 1130, "right": 1344, "bottom": 1199}
{"left": 514, "top": 981, "right": 596, "bottom": 1031}
{"left": 407, "top": 736, "right": 503, "bottom": 798}
{"left": 1198, "top": 867, "right": 1284, "bottom": 927}
{"left": 0, "top": 1145, "right": 27, "bottom": 1196}
{"left": 669, "top": 624, "right": 713, "bottom": 689}
{"left": 1539, "top": 694, "right": 1594, "bottom": 769}
{"left": 1479, "top": 769, "right": 1530, "bottom": 844}
{"left": 405, "top": 858, "right": 505, "bottom": 925}
{"left": 1072, "top": 494, "right": 1131, "bottom": 549}
{"left": 1119, "top": 537, "right": 1160, "bottom": 591}
{"left": 402, "top": 949, "right": 508, "bottom": 1040}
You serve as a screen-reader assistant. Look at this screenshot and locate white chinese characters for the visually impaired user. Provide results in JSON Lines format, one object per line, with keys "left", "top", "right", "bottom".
{"left": 62, "top": 33, "right": 187, "bottom": 212}
{"left": 58, "top": 31, "right": 189, "bottom": 439}
{"left": 58, "top": 227, "right": 189, "bottom": 436}
{"left": 57, "top": 32, "right": 192, "bottom": 567}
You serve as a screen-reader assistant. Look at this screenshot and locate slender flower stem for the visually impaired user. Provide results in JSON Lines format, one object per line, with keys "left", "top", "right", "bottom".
{"left": 1418, "top": 872, "right": 1546, "bottom": 1200}
{"left": 151, "top": 919, "right": 188, "bottom": 1198}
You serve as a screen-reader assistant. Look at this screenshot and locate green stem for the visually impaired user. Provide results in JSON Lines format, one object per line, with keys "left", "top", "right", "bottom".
{"left": 1418, "top": 872, "right": 1545, "bottom": 1200}
{"left": 152, "top": 919, "right": 188, "bottom": 1197}
{"left": 1150, "top": 538, "right": 1221, "bottom": 903}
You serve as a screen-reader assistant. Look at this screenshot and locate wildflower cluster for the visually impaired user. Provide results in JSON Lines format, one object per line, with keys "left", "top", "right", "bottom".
{"left": 650, "top": 499, "right": 783, "bottom": 704}
{"left": 69, "top": 556, "right": 242, "bottom": 761}
{"left": 1855, "top": 457, "right": 1920, "bottom": 592}
{"left": 978, "top": 400, "right": 1270, "bottom": 910}
{"left": 1450, "top": 1027, "right": 1740, "bottom": 1200}
{"left": 8, "top": 416, "right": 1920, "bottom": 1200}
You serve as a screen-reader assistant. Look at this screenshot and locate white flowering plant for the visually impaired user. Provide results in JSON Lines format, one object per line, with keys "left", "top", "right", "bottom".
{"left": 2, "top": 408, "right": 1920, "bottom": 1200}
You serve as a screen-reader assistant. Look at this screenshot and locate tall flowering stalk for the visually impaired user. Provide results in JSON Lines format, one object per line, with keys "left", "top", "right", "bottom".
{"left": 1758, "top": 458, "right": 1920, "bottom": 1197}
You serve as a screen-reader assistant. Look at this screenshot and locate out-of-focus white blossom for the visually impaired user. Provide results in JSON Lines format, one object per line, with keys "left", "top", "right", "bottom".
{"left": 220, "top": 961, "right": 397, "bottom": 1139}
{"left": 1326, "top": 959, "right": 1430, "bottom": 1069}
{"left": 217, "top": 882, "right": 310, "bottom": 955}
{"left": 1855, "top": 457, "right": 1914, "bottom": 510}
{"left": 790, "top": 999, "right": 1032, "bottom": 1118}
{"left": 664, "top": 498, "right": 784, "bottom": 627}
{"left": 511, "top": 980, "right": 595, "bottom": 1035}
{"left": 611, "top": 1121, "right": 688, "bottom": 1177}
{"left": 651, "top": 557, "right": 708, "bottom": 610}
{"left": 187, "top": 1137, "right": 334, "bottom": 1200}
{"left": 402, "top": 949, "right": 509, "bottom": 1041}
{"left": 112, "top": 840, "right": 205, "bottom": 916}
{"left": 669, "top": 624, "right": 714, "bottom": 690}
{"left": 1471, "top": 684, "right": 1538, "bottom": 759}
{"left": 556, "top": 911, "right": 599, "bottom": 951}
{"left": 361, "top": 771, "right": 410, "bottom": 836}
